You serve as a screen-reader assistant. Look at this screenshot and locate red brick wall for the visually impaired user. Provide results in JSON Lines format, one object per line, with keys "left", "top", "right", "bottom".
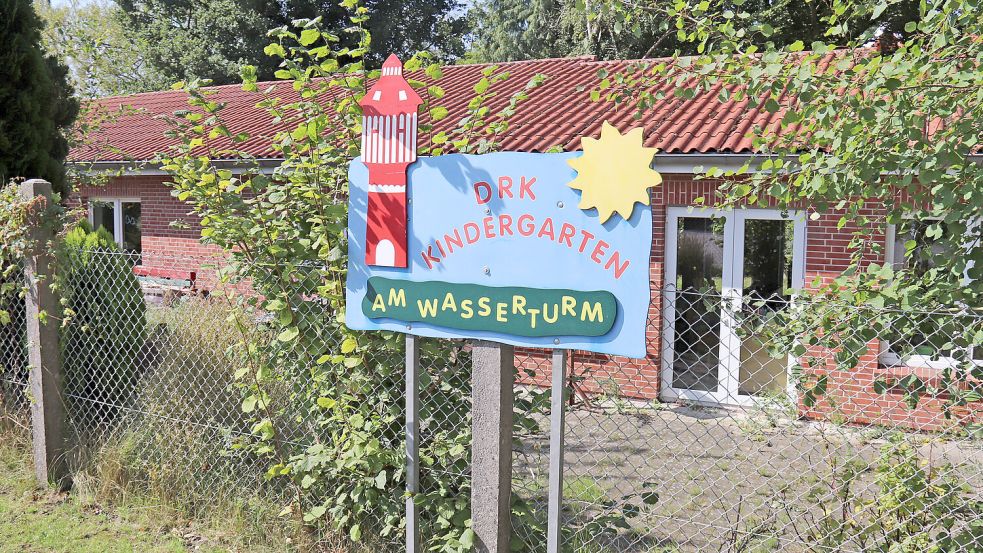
{"left": 72, "top": 175, "right": 225, "bottom": 286}
{"left": 74, "top": 173, "right": 980, "bottom": 430}
{"left": 518, "top": 175, "right": 980, "bottom": 431}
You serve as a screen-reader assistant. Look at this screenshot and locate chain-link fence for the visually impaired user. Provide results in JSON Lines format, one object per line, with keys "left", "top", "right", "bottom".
{"left": 0, "top": 261, "right": 28, "bottom": 419}
{"left": 3, "top": 249, "right": 981, "bottom": 552}
{"left": 514, "top": 287, "right": 983, "bottom": 552}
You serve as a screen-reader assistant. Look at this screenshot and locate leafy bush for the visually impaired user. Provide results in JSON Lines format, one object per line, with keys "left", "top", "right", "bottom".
{"left": 61, "top": 223, "right": 146, "bottom": 425}
{"left": 795, "top": 433, "right": 983, "bottom": 552}
{"left": 159, "top": 3, "right": 554, "bottom": 549}
{"left": 73, "top": 297, "right": 297, "bottom": 550}
{"left": 0, "top": 181, "right": 57, "bottom": 411}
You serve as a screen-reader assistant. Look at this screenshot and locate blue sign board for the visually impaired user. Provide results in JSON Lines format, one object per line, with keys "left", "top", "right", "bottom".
{"left": 345, "top": 151, "right": 653, "bottom": 358}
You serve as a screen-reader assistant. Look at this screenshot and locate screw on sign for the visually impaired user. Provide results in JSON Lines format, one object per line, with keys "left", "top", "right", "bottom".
{"left": 347, "top": 55, "right": 662, "bottom": 553}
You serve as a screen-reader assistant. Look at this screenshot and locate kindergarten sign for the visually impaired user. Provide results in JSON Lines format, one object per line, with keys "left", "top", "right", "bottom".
{"left": 344, "top": 55, "right": 658, "bottom": 358}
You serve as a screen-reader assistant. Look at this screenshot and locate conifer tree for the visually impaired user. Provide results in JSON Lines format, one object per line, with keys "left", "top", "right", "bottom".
{"left": 0, "top": 0, "right": 79, "bottom": 197}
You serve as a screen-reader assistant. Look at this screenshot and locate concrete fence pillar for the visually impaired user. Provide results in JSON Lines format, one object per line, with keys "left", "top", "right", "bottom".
{"left": 471, "top": 340, "right": 514, "bottom": 552}
{"left": 18, "top": 179, "right": 70, "bottom": 490}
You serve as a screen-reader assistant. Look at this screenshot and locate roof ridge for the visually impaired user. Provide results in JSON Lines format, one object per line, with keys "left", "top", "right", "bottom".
{"left": 449, "top": 55, "right": 597, "bottom": 68}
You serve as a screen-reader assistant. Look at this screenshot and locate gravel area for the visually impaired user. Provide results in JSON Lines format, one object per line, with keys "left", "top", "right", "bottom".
{"left": 513, "top": 401, "right": 983, "bottom": 552}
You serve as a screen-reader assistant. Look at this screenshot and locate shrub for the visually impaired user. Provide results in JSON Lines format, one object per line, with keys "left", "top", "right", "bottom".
{"left": 73, "top": 297, "right": 296, "bottom": 550}
{"left": 60, "top": 223, "right": 146, "bottom": 426}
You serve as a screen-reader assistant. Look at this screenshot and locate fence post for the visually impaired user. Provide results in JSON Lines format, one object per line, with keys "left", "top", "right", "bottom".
{"left": 546, "top": 349, "right": 567, "bottom": 552}
{"left": 405, "top": 334, "right": 421, "bottom": 552}
{"left": 18, "top": 179, "right": 69, "bottom": 490}
{"left": 471, "top": 340, "right": 514, "bottom": 552}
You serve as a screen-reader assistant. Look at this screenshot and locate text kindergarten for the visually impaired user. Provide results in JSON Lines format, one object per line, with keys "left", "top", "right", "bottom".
{"left": 345, "top": 151, "right": 653, "bottom": 358}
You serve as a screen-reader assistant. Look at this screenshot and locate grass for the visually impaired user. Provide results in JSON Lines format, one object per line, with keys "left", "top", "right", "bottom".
{"left": 0, "top": 422, "right": 217, "bottom": 553}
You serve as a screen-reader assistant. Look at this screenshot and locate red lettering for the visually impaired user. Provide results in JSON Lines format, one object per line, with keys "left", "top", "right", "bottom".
{"left": 498, "top": 176, "right": 513, "bottom": 199}
{"left": 537, "top": 217, "right": 555, "bottom": 241}
{"left": 520, "top": 176, "right": 536, "bottom": 200}
{"left": 421, "top": 246, "right": 440, "bottom": 269}
{"left": 605, "top": 250, "right": 630, "bottom": 279}
{"left": 518, "top": 214, "right": 535, "bottom": 236}
{"left": 578, "top": 230, "right": 595, "bottom": 253}
{"left": 474, "top": 181, "right": 492, "bottom": 205}
{"left": 443, "top": 229, "right": 463, "bottom": 254}
{"left": 436, "top": 237, "right": 446, "bottom": 257}
{"left": 558, "top": 223, "right": 576, "bottom": 247}
{"left": 591, "top": 240, "right": 609, "bottom": 264}
{"left": 482, "top": 216, "right": 496, "bottom": 239}
{"left": 499, "top": 214, "right": 514, "bottom": 236}
{"left": 464, "top": 222, "right": 481, "bottom": 244}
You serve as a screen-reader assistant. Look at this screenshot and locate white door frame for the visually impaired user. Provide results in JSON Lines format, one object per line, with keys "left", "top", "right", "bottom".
{"left": 661, "top": 207, "right": 806, "bottom": 407}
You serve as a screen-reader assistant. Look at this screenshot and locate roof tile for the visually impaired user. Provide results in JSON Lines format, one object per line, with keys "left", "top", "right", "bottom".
{"left": 69, "top": 55, "right": 823, "bottom": 163}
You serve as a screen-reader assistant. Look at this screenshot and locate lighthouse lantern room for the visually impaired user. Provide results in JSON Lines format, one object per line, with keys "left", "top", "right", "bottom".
{"left": 359, "top": 54, "right": 423, "bottom": 268}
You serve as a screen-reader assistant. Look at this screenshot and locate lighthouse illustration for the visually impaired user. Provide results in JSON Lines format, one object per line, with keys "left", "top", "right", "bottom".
{"left": 359, "top": 54, "right": 422, "bottom": 268}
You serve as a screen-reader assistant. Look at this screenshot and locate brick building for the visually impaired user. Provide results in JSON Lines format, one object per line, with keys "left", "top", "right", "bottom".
{"left": 68, "top": 55, "right": 981, "bottom": 430}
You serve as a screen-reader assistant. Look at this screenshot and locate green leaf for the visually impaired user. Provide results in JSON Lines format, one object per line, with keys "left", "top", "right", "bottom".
{"left": 277, "top": 308, "right": 293, "bottom": 326}
{"left": 304, "top": 505, "right": 327, "bottom": 522}
{"left": 277, "top": 326, "right": 300, "bottom": 342}
{"left": 430, "top": 106, "right": 449, "bottom": 121}
{"left": 299, "top": 28, "right": 320, "bottom": 46}
{"left": 871, "top": 1, "right": 888, "bottom": 19}
{"left": 341, "top": 337, "right": 357, "bottom": 354}
{"left": 460, "top": 529, "right": 475, "bottom": 548}
{"left": 374, "top": 470, "right": 387, "bottom": 489}
{"left": 350, "top": 524, "right": 362, "bottom": 541}
{"left": 242, "top": 395, "right": 258, "bottom": 413}
{"left": 317, "top": 397, "right": 336, "bottom": 409}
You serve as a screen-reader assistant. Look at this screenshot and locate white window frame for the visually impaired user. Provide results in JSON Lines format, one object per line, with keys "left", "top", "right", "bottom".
{"left": 880, "top": 217, "right": 982, "bottom": 370}
{"left": 661, "top": 207, "right": 807, "bottom": 407}
{"left": 87, "top": 197, "right": 140, "bottom": 249}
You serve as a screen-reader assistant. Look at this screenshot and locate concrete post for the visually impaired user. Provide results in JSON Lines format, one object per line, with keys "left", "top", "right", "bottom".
{"left": 471, "top": 340, "right": 514, "bottom": 552}
{"left": 18, "top": 179, "right": 70, "bottom": 490}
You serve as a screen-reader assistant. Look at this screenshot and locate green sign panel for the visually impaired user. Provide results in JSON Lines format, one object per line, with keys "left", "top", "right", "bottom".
{"left": 362, "top": 277, "right": 617, "bottom": 338}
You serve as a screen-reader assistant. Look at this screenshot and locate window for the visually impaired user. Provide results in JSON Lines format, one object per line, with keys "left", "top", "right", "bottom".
{"left": 880, "top": 218, "right": 981, "bottom": 369}
{"left": 88, "top": 199, "right": 141, "bottom": 256}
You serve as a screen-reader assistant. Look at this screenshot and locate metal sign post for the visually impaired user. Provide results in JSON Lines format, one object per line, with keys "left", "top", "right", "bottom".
{"left": 405, "top": 335, "right": 421, "bottom": 552}
{"left": 471, "top": 341, "right": 515, "bottom": 552}
{"left": 546, "top": 349, "right": 568, "bottom": 551}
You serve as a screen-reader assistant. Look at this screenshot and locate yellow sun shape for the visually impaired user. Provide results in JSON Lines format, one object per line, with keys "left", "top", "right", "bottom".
{"left": 567, "top": 121, "right": 662, "bottom": 223}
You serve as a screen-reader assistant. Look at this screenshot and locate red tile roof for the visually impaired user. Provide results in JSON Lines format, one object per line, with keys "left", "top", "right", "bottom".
{"left": 70, "top": 55, "right": 797, "bottom": 163}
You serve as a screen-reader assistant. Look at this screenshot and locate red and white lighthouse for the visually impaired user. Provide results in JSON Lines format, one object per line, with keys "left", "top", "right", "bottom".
{"left": 359, "top": 54, "right": 422, "bottom": 268}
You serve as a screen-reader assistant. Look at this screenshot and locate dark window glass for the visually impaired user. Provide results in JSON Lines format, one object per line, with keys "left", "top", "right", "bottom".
{"left": 121, "top": 202, "right": 141, "bottom": 254}
{"left": 91, "top": 201, "right": 115, "bottom": 238}
{"left": 672, "top": 216, "right": 725, "bottom": 392}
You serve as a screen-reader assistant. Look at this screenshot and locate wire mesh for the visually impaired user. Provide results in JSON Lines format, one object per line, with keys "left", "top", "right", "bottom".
{"left": 0, "top": 260, "right": 28, "bottom": 416}
{"left": 5, "top": 248, "right": 981, "bottom": 552}
{"left": 512, "top": 286, "right": 983, "bottom": 552}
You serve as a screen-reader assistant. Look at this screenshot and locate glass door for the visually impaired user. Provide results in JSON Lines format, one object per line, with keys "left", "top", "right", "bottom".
{"left": 734, "top": 212, "right": 805, "bottom": 401}
{"left": 662, "top": 208, "right": 736, "bottom": 404}
{"left": 662, "top": 208, "right": 805, "bottom": 406}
